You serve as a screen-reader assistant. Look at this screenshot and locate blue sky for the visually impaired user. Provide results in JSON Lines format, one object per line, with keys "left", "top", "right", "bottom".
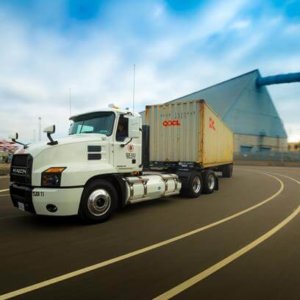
{"left": 0, "top": 0, "right": 300, "bottom": 142}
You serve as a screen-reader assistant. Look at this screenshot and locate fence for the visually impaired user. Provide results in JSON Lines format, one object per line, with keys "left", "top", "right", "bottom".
{"left": 234, "top": 151, "right": 300, "bottom": 163}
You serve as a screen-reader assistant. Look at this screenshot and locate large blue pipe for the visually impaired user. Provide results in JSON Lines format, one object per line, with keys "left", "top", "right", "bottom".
{"left": 256, "top": 72, "right": 300, "bottom": 87}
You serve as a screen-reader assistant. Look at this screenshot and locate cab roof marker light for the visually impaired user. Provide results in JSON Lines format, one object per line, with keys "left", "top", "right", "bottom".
{"left": 108, "top": 104, "right": 120, "bottom": 109}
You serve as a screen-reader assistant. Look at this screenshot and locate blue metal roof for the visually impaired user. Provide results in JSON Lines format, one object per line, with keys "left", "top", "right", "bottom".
{"left": 168, "top": 70, "right": 287, "bottom": 139}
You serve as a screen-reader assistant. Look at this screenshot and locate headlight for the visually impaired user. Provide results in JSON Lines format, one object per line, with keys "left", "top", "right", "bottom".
{"left": 41, "top": 167, "right": 66, "bottom": 187}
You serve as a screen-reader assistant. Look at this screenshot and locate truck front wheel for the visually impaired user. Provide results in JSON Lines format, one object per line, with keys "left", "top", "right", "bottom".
{"left": 79, "top": 179, "right": 117, "bottom": 223}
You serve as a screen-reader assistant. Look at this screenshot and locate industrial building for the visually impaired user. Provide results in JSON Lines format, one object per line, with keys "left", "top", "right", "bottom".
{"left": 164, "top": 69, "right": 295, "bottom": 154}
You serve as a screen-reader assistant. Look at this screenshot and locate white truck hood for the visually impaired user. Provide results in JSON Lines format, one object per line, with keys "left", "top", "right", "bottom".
{"left": 22, "top": 134, "right": 107, "bottom": 158}
{"left": 20, "top": 134, "right": 110, "bottom": 186}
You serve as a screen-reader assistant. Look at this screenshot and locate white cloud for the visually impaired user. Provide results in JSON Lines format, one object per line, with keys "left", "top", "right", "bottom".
{"left": 152, "top": 3, "right": 165, "bottom": 19}
{"left": 285, "top": 124, "right": 300, "bottom": 142}
{"left": 0, "top": 0, "right": 300, "bottom": 145}
{"left": 230, "top": 19, "right": 251, "bottom": 30}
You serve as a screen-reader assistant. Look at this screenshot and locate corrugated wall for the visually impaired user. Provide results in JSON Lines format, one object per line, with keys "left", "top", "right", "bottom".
{"left": 234, "top": 134, "right": 287, "bottom": 153}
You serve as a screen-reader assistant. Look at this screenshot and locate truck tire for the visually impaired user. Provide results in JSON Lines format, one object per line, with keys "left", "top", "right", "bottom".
{"left": 203, "top": 170, "right": 217, "bottom": 194}
{"left": 222, "top": 164, "right": 233, "bottom": 178}
{"left": 185, "top": 172, "right": 203, "bottom": 198}
{"left": 79, "top": 179, "right": 117, "bottom": 223}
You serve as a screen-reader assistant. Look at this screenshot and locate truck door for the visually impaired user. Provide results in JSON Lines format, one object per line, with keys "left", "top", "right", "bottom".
{"left": 113, "top": 114, "right": 141, "bottom": 172}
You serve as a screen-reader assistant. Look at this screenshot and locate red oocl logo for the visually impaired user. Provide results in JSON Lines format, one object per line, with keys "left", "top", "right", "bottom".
{"left": 162, "top": 120, "right": 181, "bottom": 127}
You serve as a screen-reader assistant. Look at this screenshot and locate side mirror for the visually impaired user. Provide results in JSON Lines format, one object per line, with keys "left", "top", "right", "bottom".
{"left": 9, "top": 132, "right": 28, "bottom": 148}
{"left": 44, "top": 125, "right": 58, "bottom": 145}
{"left": 43, "top": 125, "right": 55, "bottom": 134}
{"left": 9, "top": 132, "right": 19, "bottom": 141}
{"left": 127, "top": 116, "right": 141, "bottom": 138}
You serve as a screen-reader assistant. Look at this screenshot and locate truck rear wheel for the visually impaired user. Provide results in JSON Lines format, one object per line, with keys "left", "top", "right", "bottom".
{"left": 222, "top": 164, "right": 233, "bottom": 178}
{"left": 79, "top": 179, "right": 117, "bottom": 223}
{"left": 203, "top": 170, "right": 217, "bottom": 194}
{"left": 185, "top": 172, "right": 203, "bottom": 198}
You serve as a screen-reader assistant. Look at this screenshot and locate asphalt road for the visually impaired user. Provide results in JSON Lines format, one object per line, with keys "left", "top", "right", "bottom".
{"left": 0, "top": 166, "right": 299, "bottom": 300}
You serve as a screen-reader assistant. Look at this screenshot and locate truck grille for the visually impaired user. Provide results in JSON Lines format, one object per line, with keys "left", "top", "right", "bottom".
{"left": 10, "top": 154, "right": 33, "bottom": 185}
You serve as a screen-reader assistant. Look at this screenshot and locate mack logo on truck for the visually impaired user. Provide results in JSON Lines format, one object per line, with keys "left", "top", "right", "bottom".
{"left": 162, "top": 119, "right": 181, "bottom": 127}
{"left": 12, "top": 168, "right": 27, "bottom": 175}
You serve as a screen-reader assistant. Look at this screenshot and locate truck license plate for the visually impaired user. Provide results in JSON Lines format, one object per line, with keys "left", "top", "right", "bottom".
{"left": 17, "top": 202, "right": 25, "bottom": 211}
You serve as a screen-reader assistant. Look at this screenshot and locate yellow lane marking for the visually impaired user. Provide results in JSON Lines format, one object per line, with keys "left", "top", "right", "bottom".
{"left": 154, "top": 205, "right": 300, "bottom": 300}
{"left": 0, "top": 172, "right": 284, "bottom": 300}
{"left": 244, "top": 168, "right": 300, "bottom": 185}
{"left": 0, "top": 189, "right": 9, "bottom": 193}
{"left": 268, "top": 173, "right": 300, "bottom": 185}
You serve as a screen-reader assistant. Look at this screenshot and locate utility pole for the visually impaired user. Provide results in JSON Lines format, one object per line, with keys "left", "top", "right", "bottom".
{"left": 132, "top": 64, "right": 136, "bottom": 112}
{"left": 69, "top": 88, "right": 72, "bottom": 117}
{"left": 33, "top": 129, "right": 36, "bottom": 143}
{"left": 38, "top": 117, "right": 42, "bottom": 142}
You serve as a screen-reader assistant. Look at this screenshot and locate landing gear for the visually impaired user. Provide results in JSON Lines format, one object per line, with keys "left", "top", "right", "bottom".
{"left": 222, "top": 164, "right": 233, "bottom": 178}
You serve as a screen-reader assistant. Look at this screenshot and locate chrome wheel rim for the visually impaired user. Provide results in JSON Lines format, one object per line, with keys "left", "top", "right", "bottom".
{"left": 87, "top": 189, "right": 111, "bottom": 216}
{"left": 207, "top": 174, "right": 215, "bottom": 190}
{"left": 192, "top": 176, "right": 201, "bottom": 194}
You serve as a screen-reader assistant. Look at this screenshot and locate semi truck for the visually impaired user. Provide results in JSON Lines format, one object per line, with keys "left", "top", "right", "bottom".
{"left": 10, "top": 100, "right": 233, "bottom": 223}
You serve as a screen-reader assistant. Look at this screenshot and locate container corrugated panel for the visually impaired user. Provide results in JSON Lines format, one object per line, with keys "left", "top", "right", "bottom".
{"left": 145, "top": 101, "right": 201, "bottom": 162}
{"left": 202, "top": 102, "right": 233, "bottom": 167}
{"left": 145, "top": 100, "right": 233, "bottom": 167}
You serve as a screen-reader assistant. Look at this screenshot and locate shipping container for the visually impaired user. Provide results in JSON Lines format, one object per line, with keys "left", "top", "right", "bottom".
{"left": 145, "top": 100, "right": 233, "bottom": 168}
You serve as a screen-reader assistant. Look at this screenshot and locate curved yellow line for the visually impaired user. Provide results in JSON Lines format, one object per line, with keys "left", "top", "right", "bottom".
{"left": 267, "top": 172, "right": 300, "bottom": 185}
{"left": 154, "top": 204, "right": 300, "bottom": 299}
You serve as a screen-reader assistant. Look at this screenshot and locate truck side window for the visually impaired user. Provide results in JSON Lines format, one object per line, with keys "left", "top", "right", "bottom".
{"left": 116, "top": 115, "right": 128, "bottom": 141}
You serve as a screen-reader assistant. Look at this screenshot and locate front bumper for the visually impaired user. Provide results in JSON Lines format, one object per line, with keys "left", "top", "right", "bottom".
{"left": 10, "top": 184, "right": 35, "bottom": 213}
{"left": 10, "top": 183, "right": 83, "bottom": 216}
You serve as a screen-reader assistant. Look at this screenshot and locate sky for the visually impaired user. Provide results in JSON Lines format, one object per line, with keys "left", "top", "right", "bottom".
{"left": 0, "top": 0, "right": 300, "bottom": 143}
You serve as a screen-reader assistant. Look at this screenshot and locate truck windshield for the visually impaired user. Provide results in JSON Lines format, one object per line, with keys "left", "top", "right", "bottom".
{"left": 69, "top": 112, "right": 115, "bottom": 136}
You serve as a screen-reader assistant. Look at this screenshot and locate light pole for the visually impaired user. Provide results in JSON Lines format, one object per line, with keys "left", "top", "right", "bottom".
{"left": 38, "top": 117, "right": 42, "bottom": 142}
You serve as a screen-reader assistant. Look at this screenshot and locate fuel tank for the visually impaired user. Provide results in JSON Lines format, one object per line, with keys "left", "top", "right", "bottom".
{"left": 124, "top": 174, "right": 181, "bottom": 204}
